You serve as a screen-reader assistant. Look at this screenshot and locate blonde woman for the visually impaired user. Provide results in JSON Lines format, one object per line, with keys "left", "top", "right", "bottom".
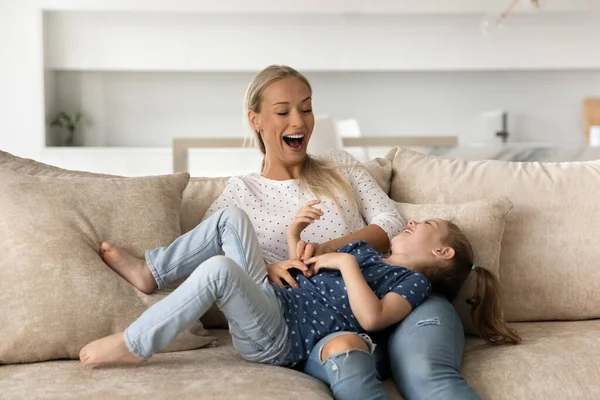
{"left": 203, "top": 66, "right": 480, "bottom": 400}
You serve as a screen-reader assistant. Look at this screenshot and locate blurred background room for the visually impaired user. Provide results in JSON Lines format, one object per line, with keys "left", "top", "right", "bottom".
{"left": 1, "top": 0, "right": 600, "bottom": 176}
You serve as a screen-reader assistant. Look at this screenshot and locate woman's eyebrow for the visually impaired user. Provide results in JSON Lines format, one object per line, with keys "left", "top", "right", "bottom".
{"left": 272, "top": 97, "right": 311, "bottom": 107}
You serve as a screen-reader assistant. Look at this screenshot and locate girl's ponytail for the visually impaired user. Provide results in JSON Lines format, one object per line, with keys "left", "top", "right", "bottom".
{"left": 468, "top": 266, "right": 521, "bottom": 345}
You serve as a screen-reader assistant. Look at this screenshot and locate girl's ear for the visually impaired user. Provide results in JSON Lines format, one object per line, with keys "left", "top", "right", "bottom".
{"left": 432, "top": 246, "right": 455, "bottom": 261}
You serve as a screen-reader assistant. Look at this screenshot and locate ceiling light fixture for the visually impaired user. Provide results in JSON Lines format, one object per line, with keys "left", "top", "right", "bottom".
{"left": 480, "top": 0, "right": 543, "bottom": 36}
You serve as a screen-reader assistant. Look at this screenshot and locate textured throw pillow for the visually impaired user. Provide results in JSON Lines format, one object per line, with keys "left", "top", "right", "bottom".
{"left": 395, "top": 197, "right": 513, "bottom": 335}
{"left": 361, "top": 155, "right": 393, "bottom": 195}
{"left": 390, "top": 146, "right": 600, "bottom": 323}
{"left": 0, "top": 169, "right": 217, "bottom": 364}
{"left": 0, "top": 150, "right": 227, "bottom": 334}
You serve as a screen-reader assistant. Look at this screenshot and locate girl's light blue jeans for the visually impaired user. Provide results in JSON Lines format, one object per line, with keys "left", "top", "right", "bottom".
{"left": 123, "top": 207, "right": 292, "bottom": 365}
{"left": 303, "top": 331, "right": 387, "bottom": 400}
{"left": 302, "top": 295, "right": 481, "bottom": 400}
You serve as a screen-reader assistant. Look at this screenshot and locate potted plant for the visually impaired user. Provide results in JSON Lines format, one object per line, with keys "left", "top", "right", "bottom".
{"left": 50, "top": 111, "right": 90, "bottom": 146}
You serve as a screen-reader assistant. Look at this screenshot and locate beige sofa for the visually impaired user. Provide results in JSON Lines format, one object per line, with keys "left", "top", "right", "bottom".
{"left": 1, "top": 147, "right": 599, "bottom": 400}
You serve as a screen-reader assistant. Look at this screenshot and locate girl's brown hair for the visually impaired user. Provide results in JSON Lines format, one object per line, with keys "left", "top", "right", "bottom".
{"left": 244, "top": 65, "right": 357, "bottom": 210}
{"left": 423, "top": 222, "right": 521, "bottom": 345}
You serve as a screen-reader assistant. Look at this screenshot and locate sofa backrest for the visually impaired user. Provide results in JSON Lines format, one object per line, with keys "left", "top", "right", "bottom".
{"left": 389, "top": 147, "right": 600, "bottom": 322}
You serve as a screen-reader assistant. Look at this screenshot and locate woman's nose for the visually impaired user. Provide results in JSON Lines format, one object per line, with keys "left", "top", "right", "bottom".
{"left": 290, "top": 110, "right": 306, "bottom": 128}
{"left": 408, "top": 220, "right": 415, "bottom": 226}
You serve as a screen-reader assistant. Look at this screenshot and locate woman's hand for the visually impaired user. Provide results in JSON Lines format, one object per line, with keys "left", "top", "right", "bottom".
{"left": 288, "top": 200, "right": 324, "bottom": 241}
{"left": 266, "top": 259, "right": 310, "bottom": 289}
{"left": 304, "top": 253, "right": 357, "bottom": 274}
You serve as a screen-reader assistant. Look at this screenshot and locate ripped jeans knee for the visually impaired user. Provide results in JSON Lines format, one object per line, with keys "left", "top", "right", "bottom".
{"left": 319, "top": 332, "right": 377, "bottom": 376}
{"left": 319, "top": 332, "right": 376, "bottom": 361}
{"left": 302, "top": 332, "right": 387, "bottom": 400}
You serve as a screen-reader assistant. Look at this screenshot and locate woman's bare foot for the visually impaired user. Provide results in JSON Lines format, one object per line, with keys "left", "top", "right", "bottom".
{"left": 100, "top": 242, "right": 157, "bottom": 294}
{"left": 80, "top": 332, "right": 145, "bottom": 366}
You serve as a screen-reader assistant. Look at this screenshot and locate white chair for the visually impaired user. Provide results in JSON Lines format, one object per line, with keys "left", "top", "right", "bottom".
{"left": 307, "top": 116, "right": 369, "bottom": 161}
{"left": 335, "top": 118, "right": 369, "bottom": 161}
{"left": 307, "top": 115, "right": 343, "bottom": 155}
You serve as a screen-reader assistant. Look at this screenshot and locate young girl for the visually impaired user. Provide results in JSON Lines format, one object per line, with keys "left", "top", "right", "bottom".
{"left": 80, "top": 204, "right": 518, "bottom": 371}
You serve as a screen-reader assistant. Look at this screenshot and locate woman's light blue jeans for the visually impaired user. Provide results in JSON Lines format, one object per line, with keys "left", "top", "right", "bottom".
{"left": 123, "top": 207, "right": 292, "bottom": 365}
{"left": 302, "top": 295, "right": 480, "bottom": 400}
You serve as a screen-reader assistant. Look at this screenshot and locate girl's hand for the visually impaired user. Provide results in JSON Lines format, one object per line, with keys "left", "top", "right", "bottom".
{"left": 266, "top": 259, "right": 311, "bottom": 289}
{"left": 304, "top": 253, "right": 357, "bottom": 274}
{"left": 288, "top": 200, "right": 324, "bottom": 240}
{"left": 294, "top": 240, "right": 332, "bottom": 262}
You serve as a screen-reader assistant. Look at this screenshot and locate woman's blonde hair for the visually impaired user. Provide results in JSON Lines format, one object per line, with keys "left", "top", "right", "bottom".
{"left": 244, "top": 65, "right": 357, "bottom": 210}
{"left": 421, "top": 222, "right": 521, "bottom": 345}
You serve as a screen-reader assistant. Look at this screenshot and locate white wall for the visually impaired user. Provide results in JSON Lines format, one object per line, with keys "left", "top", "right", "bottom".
{"left": 0, "top": 3, "right": 45, "bottom": 156}
{"left": 53, "top": 70, "right": 600, "bottom": 146}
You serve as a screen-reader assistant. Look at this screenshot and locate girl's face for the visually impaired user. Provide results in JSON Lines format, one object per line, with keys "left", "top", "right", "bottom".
{"left": 248, "top": 77, "right": 315, "bottom": 167}
{"left": 391, "top": 219, "right": 453, "bottom": 260}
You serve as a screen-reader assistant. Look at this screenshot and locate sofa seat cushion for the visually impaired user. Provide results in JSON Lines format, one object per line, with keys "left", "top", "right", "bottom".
{"left": 0, "top": 330, "right": 332, "bottom": 400}
{"left": 4, "top": 324, "right": 598, "bottom": 400}
{"left": 463, "top": 320, "right": 600, "bottom": 399}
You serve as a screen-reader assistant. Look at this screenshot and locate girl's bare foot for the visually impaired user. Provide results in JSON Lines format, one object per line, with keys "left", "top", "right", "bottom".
{"left": 79, "top": 332, "right": 145, "bottom": 366}
{"left": 100, "top": 242, "right": 157, "bottom": 294}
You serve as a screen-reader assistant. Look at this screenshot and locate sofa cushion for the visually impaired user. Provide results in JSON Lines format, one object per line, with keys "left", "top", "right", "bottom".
{"left": 0, "top": 150, "right": 225, "bottom": 334}
{"left": 0, "top": 169, "right": 216, "bottom": 364}
{"left": 395, "top": 197, "right": 512, "bottom": 334}
{"left": 463, "top": 320, "right": 600, "bottom": 399}
{"left": 0, "top": 330, "right": 334, "bottom": 400}
{"left": 3, "top": 323, "right": 598, "bottom": 400}
{"left": 389, "top": 147, "right": 600, "bottom": 322}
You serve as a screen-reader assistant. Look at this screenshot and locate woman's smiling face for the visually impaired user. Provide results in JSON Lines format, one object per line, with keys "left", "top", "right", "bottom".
{"left": 248, "top": 76, "right": 314, "bottom": 167}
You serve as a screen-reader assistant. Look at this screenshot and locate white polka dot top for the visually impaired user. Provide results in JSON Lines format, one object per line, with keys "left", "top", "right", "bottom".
{"left": 204, "top": 150, "right": 404, "bottom": 264}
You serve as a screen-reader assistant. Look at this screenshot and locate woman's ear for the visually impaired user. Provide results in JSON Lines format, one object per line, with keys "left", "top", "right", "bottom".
{"left": 248, "top": 110, "right": 260, "bottom": 133}
{"left": 432, "top": 246, "right": 455, "bottom": 261}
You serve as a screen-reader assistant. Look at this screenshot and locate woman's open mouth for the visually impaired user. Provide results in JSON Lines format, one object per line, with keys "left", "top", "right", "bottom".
{"left": 283, "top": 134, "right": 305, "bottom": 150}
